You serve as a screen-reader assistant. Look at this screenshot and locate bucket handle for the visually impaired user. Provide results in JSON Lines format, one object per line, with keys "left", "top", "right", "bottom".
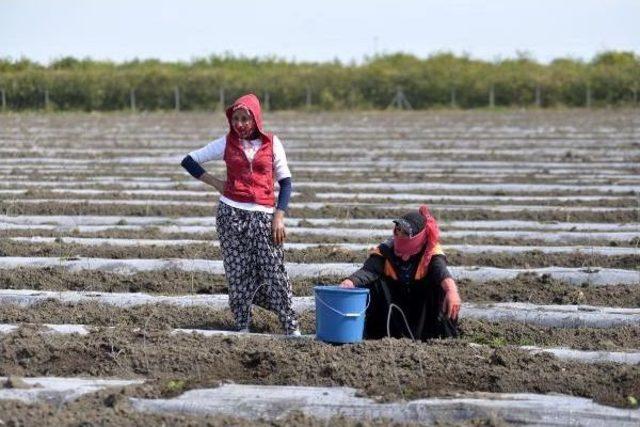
{"left": 316, "top": 293, "right": 371, "bottom": 318}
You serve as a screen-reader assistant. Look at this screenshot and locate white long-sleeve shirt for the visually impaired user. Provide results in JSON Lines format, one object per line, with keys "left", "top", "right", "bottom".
{"left": 188, "top": 134, "right": 291, "bottom": 213}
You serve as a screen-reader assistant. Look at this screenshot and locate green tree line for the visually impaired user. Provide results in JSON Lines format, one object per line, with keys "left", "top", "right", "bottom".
{"left": 0, "top": 51, "right": 638, "bottom": 111}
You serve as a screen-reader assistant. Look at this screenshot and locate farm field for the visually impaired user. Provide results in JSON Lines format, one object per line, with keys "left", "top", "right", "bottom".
{"left": 0, "top": 109, "right": 639, "bottom": 425}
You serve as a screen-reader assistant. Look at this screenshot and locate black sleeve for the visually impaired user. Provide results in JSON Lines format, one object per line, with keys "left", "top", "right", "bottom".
{"left": 426, "top": 254, "right": 452, "bottom": 287}
{"left": 276, "top": 177, "right": 292, "bottom": 211}
{"left": 181, "top": 155, "right": 206, "bottom": 179}
{"left": 347, "top": 255, "right": 385, "bottom": 288}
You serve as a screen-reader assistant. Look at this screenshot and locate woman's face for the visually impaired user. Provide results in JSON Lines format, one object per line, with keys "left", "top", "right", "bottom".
{"left": 393, "top": 225, "right": 409, "bottom": 238}
{"left": 231, "top": 108, "right": 256, "bottom": 139}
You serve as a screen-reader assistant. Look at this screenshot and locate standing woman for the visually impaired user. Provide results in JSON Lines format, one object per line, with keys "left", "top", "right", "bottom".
{"left": 180, "top": 93, "right": 299, "bottom": 335}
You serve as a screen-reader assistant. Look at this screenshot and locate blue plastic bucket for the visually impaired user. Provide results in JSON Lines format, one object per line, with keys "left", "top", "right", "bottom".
{"left": 314, "top": 285, "right": 370, "bottom": 344}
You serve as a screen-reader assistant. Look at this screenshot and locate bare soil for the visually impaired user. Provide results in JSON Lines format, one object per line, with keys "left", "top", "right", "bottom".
{"left": 5, "top": 168, "right": 637, "bottom": 184}
{"left": 5, "top": 189, "right": 637, "bottom": 207}
{"left": 2, "top": 111, "right": 639, "bottom": 425}
{"left": 447, "top": 249, "right": 640, "bottom": 270}
{"left": 0, "top": 301, "right": 639, "bottom": 352}
{"left": 1, "top": 200, "right": 636, "bottom": 222}
{"left": 1, "top": 240, "right": 638, "bottom": 269}
{"left": 0, "top": 326, "right": 637, "bottom": 410}
{"left": 1, "top": 267, "right": 638, "bottom": 307}
{"left": 2, "top": 229, "right": 638, "bottom": 249}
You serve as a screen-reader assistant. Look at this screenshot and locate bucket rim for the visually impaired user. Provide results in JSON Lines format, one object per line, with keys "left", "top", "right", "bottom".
{"left": 314, "top": 285, "right": 369, "bottom": 294}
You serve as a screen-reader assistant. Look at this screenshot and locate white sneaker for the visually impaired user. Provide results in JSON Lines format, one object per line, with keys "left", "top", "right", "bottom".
{"left": 289, "top": 329, "right": 302, "bottom": 337}
{"left": 237, "top": 328, "right": 250, "bottom": 333}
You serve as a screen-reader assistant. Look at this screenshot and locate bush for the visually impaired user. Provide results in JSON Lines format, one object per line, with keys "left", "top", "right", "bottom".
{"left": 0, "top": 51, "right": 638, "bottom": 111}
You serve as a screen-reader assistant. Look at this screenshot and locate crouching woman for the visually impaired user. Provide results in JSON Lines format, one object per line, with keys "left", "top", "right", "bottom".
{"left": 340, "top": 205, "right": 461, "bottom": 341}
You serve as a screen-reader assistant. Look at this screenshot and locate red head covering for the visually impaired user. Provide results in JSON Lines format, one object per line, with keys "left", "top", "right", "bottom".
{"left": 393, "top": 205, "right": 440, "bottom": 268}
{"left": 225, "top": 94, "right": 267, "bottom": 140}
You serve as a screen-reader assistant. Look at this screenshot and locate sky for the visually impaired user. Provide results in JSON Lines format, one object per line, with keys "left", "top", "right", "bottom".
{"left": 1, "top": 0, "right": 639, "bottom": 64}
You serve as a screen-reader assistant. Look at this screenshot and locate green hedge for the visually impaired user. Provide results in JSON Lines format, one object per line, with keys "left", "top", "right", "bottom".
{"left": 0, "top": 52, "right": 638, "bottom": 111}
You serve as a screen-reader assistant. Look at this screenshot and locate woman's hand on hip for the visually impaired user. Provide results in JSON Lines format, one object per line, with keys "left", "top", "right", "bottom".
{"left": 272, "top": 209, "right": 286, "bottom": 244}
{"left": 211, "top": 179, "right": 225, "bottom": 193}
{"left": 199, "top": 172, "right": 225, "bottom": 193}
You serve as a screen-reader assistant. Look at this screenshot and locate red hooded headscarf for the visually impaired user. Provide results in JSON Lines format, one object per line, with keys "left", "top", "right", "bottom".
{"left": 393, "top": 205, "right": 441, "bottom": 269}
{"left": 225, "top": 94, "right": 268, "bottom": 141}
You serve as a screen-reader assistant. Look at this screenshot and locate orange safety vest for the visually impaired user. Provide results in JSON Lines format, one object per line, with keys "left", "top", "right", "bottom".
{"left": 370, "top": 243, "right": 444, "bottom": 282}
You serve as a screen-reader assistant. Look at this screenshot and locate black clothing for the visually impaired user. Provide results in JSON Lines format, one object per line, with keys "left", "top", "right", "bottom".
{"left": 347, "top": 239, "right": 458, "bottom": 340}
{"left": 181, "top": 155, "right": 206, "bottom": 179}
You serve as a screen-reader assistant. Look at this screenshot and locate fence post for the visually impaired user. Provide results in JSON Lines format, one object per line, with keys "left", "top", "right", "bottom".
{"left": 263, "top": 91, "right": 270, "bottom": 111}
{"left": 44, "top": 89, "right": 50, "bottom": 110}
{"left": 305, "top": 86, "right": 312, "bottom": 108}
{"left": 387, "top": 87, "right": 412, "bottom": 110}
{"left": 632, "top": 88, "right": 637, "bottom": 106}
{"left": 130, "top": 89, "right": 136, "bottom": 111}
{"left": 489, "top": 84, "right": 495, "bottom": 108}
{"left": 348, "top": 89, "right": 356, "bottom": 109}
{"left": 174, "top": 86, "right": 181, "bottom": 111}
{"left": 1, "top": 89, "right": 6, "bottom": 111}
{"left": 535, "top": 84, "right": 541, "bottom": 107}
{"left": 585, "top": 84, "right": 592, "bottom": 108}
{"left": 450, "top": 87, "right": 457, "bottom": 108}
{"left": 219, "top": 87, "right": 225, "bottom": 111}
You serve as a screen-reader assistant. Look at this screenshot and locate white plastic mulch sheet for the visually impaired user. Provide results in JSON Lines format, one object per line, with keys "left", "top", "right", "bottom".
{"left": 130, "top": 384, "right": 640, "bottom": 426}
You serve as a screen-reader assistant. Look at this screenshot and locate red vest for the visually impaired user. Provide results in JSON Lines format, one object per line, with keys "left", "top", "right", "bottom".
{"left": 223, "top": 133, "right": 275, "bottom": 206}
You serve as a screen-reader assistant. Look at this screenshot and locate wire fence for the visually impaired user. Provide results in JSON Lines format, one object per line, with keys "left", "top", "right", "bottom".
{"left": 1, "top": 52, "right": 638, "bottom": 111}
{"left": 1, "top": 84, "right": 638, "bottom": 112}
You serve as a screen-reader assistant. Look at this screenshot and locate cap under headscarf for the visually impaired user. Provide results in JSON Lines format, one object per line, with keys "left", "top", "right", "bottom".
{"left": 392, "top": 205, "right": 440, "bottom": 267}
{"left": 393, "top": 211, "right": 425, "bottom": 238}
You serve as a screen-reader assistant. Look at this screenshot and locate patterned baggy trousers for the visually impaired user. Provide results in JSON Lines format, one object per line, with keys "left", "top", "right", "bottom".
{"left": 216, "top": 201, "right": 298, "bottom": 334}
